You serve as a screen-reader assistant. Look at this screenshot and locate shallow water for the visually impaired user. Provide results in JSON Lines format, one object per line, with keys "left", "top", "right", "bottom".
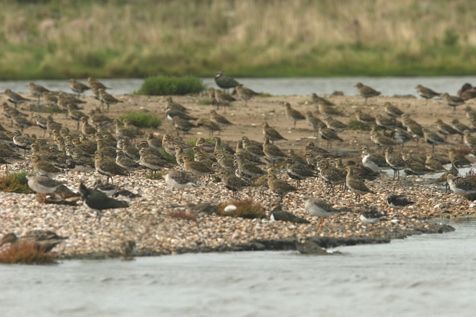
{"left": 1, "top": 219, "right": 475, "bottom": 317}
{"left": 1, "top": 76, "right": 476, "bottom": 96}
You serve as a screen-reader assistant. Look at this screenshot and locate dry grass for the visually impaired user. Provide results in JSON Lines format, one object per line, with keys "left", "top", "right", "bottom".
{"left": 169, "top": 210, "right": 198, "bottom": 222}
{"left": 0, "top": 242, "right": 57, "bottom": 265}
{"left": 218, "top": 199, "right": 267, "bottom": 219}
{"left": 1, "top": 1, "right": 476, "bottom": 78}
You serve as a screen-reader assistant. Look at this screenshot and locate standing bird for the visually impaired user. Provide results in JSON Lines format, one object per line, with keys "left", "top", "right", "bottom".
{"left": 79, "top": 182, "right": 129, "bottom": 219}
{"left": 385, "top": 147, "right": 406, "bottom": 180}
{"left": 27, "top": 174, "right": 65, "bottom": 197}
{"left": 304, "top": 197, "right": 341, "bottom": 227}
{"left": 263, "top": 122, "right": 286, "bottom": 143}
{"left": 311, "top": 93, "right": 335, "bottom": 107}
{"left": 69, "top": 79, "right": 90, "bottom": 96}
{"left": 214, "top": 71, "right": 240, "bottom": 91}
{"left": 28, "top": 83, "right": 49, "bottom": 105}
{"left": 284, "top": 102, "right": 305, "bottom": 128}
{"left": 318, "top": 124, "right": 343, "bottom": 148}
{"left": 235, "top": 84, "right": 258, "bottom": 105}
{"left": 267, "top": 169, "right": 297, "bottom": 202}
{"left": 384, "top": 102, "right": 404, "bottom": 117}
{"left": 441, "top": 93, "right": 464, "bottom": 112}
{"left": 458, "top": 83, "right": 476, "bottom": 101}
{"left": 345, "top": 166, "right": 374, "bottom": 200}
{"left": 88, "top": 77, "right": 109, "bottom": 91}
{"left": 422, "top": 128, "right": 445, "bottom": 153}
{"left": 305, "top": 111, "right": 324, "bottom": 135}
{"left": 4, "top": 89, "right": 30, "bottom": 108}
{"left": 355, "top": 82, "right": 381, "bottom": 103}
{"left": 416, "top": 84, "right": 441, "bottom": 100}
{"left": 355, "top": 110, "right": 375, "bottom": 125}
{"left": 210, "top": 109, "right": 233, "bottom": 126}
{"left": 98, "top": 89, "right": 120, "bottom": 111}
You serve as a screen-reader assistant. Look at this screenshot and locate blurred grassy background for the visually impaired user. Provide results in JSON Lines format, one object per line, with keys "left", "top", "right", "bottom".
{"left": 1, "top": 0, "right": 476, "bottom": 79}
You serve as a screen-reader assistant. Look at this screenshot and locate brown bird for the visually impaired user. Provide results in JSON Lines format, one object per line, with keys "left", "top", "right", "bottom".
{"left": 305, "top": 111, "right": 324, "bottom": 135}
{"left": 69, "top": 79, "right": 90, "bottom": 96}
{"left": 458, "top": 83, "right": 476, "bottom": 101}
{"left": 4, "top": 89, "right": 30, "bottom": 107}
{"left": 263, "top": 122, "right": 286, "bottom": 143}
{"left": 267, "top": 168, "right": 297, "bottom": 202}
{"left": 355, "top": 110, "right": 375, "bottom": 124}
{"left": 355, "top": 82, "right": 381, "bottom": 103}
{"left": 311, "top": 93, "right": 335, "bottom": 107}
{"left": 235, "top": 84, "right": 258, "bottom": 104}
{"left": 345, "top": 166, "right": 374, "bottom": 200}
{"left": 284, "top": 102, "right": 305, "bottom": 127}
{"left": 385, "top": 147, "right": 406, "bottom": 180}
{"left": 318, "top": 124, "right": 343, "bottom": 148}
{"left": 416, "top": 84, "right": 440, "bottom": 100}
{"left": 210, "top": 110, "right": 233, "bottom": 125}
{"left": 442, "top": 93, "right": 464, "bottom": 112}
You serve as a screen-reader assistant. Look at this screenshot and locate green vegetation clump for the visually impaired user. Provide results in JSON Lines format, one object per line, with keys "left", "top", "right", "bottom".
{"left": 1, "top": 1, "right": 476, "bottom": 78}
{"left": 0, "top": 171, "right": 32, "bottom": 194}
{"left": 120, "top": 111, "right": 161, "bottom": 128}
{"left": 158, "top": 148, "right": 176, "bottom": 163}
{"left": 136, "top": 76, "right": 205, "bottom": 95}
{"left": 347, "top": 120, "right": 371, "bottom": 131}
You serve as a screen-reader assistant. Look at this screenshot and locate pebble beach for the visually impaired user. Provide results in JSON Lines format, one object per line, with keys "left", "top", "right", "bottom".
{"left": 1, "top": 91, "right": 476, "bottom": 258}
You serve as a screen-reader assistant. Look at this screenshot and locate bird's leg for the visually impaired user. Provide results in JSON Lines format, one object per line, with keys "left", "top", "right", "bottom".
{"left": 318, "top": 217, "right": 324, "bottom": 230}
{"left": 95, "top": 210, "right": 103, "bottom": 222}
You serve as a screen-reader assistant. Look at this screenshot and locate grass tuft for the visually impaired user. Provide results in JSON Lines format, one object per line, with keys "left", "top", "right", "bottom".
{"left": 169, "top": 210, "right": 198, "bottom": 222}
{"left": 347, "top": 120, "right": 371, "bottom": 131}
{"left": 121, "top": 111, "right": 161, "bottom": 128}
{"left": 136, "top": 76, "right": 205, "bottom": 96}
{"left": 158, "top": 148, "right": 176, "bottom": 163}
{"left": 0, "top": 242, "right": 57, "bottom": 265}
{"left": 218, "top": 199, "right": 266, "bottom": 219}
{"left": 0, "top": 171, "right": 32, "bottom": 194}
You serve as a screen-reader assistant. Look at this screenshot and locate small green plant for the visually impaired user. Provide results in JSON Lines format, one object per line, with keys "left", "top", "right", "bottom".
{"left": 347, "top": 119, "right": 371, "bottom": 131}
{"left": 0, "top": 171, "right": 32, "bottom": 194}
{"left": 218, "top": 199, "right": 266, "bottom": 219}
{"left": 121, "top": 111, "right": 161, "bottom": 128}
{"left": 0, "top": 242, "right": 57, "bottom": 265}
{"left": 144, "top": 170, "right": 165, "bottom": 180}
{"left": 136, "top": 76, "right": 205, "bottom": 95}
{"left": 158, "top": 148, "right": 176, "bottom": 163}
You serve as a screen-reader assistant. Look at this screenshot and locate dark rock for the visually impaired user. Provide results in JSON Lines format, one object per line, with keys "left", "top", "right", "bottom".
{"left": 296, "top": 240, "right": 329, "bottom": 255}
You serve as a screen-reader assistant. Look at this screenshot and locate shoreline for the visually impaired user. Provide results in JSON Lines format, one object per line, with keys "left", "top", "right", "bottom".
{"left": 1, "top": 93, "right": 476, "bottom": 260}
{"left": 58, "top": 222, "right": 456, "bottom": 260}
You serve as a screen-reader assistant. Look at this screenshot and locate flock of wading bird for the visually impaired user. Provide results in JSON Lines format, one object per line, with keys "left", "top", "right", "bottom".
{"left": 2, "top": 73, "right": 476, "bottom": 233}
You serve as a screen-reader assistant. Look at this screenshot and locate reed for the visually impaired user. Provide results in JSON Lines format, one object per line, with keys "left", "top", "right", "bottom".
{"left": 1, "top": 0, "right": 476, "bottom": 78}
